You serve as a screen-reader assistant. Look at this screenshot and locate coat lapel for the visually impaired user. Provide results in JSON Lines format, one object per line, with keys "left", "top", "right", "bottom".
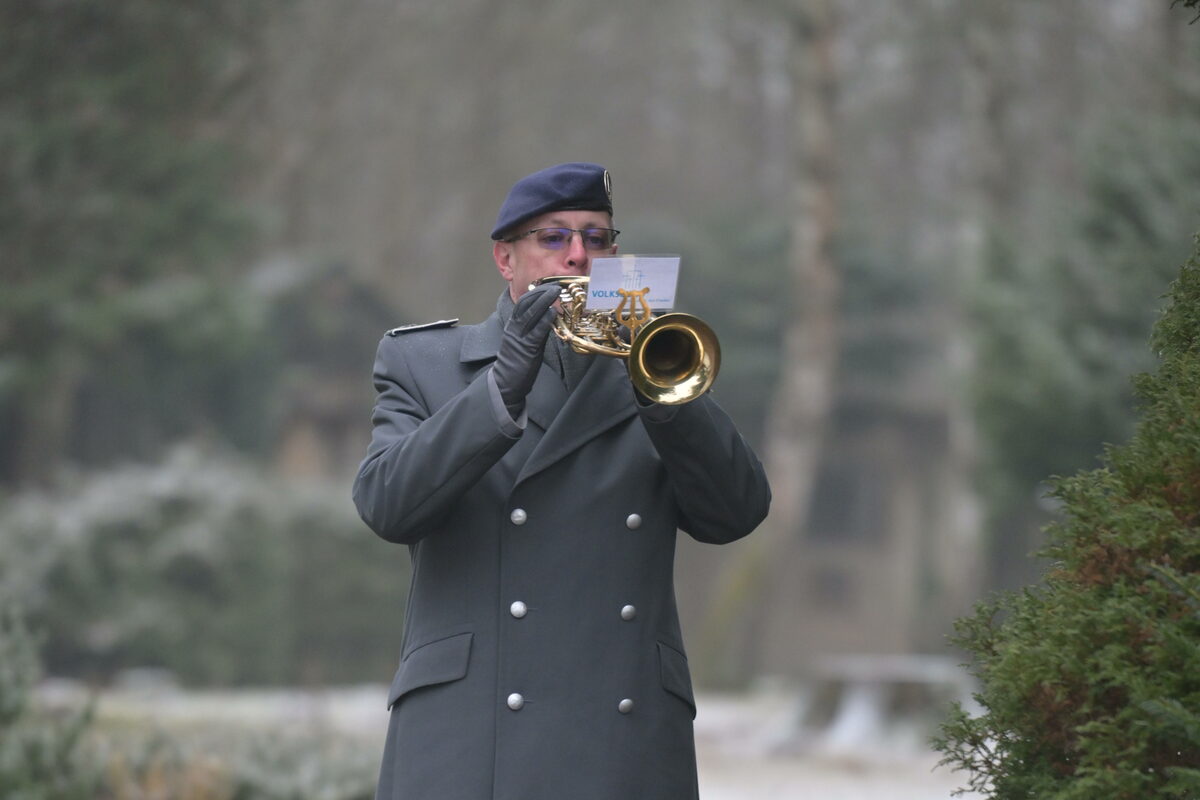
{"left": 460, "top": 309, "right": 638, "bottom": 483}
{"left": 516, "top": 354, "right": 637, "bottom": 486}
{"left": 522, "top": 366, "right": 568, "bottom": 432}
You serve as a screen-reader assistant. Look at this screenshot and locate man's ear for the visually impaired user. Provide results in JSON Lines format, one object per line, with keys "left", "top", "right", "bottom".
{"left": 493, "top": 240, "right": 515, "bottom": 282}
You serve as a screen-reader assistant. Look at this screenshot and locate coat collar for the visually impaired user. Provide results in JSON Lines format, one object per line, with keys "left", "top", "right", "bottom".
{"left": 460, "top": 311, "right": 503, "bottom": 363}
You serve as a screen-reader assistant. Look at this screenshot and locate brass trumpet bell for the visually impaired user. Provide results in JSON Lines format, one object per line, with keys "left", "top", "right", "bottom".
{"left": 628, "top": 312, "right": 720, "bottom": 405}
{"left": 532, "top": 276, "right": 721, "bottom": 405}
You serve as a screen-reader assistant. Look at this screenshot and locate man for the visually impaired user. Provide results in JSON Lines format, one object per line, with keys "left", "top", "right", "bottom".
{"left": 353, "top": 162, "right": 770, "bottom": 800}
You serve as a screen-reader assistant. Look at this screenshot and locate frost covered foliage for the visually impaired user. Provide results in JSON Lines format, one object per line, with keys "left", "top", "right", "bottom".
{"left": 0, "top": 446, "right": 407, "bottom": 686}
{"left": 90, "top": 723, "right": 376, "bottom": 800}
{"left": 0, "top": 598, "right": 376, "bottom": 799}
{"left": 935, "top": 240, "right": 1200, "bottom": 798}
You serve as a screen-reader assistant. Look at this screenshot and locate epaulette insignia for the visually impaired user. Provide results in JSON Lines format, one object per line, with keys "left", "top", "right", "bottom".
{"left": 386, "top": 319, "right": 459, "bottom": 336}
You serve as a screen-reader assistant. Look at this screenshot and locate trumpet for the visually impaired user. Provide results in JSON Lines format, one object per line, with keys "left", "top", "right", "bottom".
{"left": 532, "top": 275, "right": 720, "bottom": 405}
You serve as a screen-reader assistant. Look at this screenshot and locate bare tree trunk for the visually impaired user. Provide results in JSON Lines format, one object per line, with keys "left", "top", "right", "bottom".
{"left": 954, "top": 3, "right": 1010, "bottom": 591}
{"left": 696, "top": 0, "right": 841, "bottom": 685}
{"left": 9, "top": 352, "right": 84, "bottom": 486}
{"left": 766, "top": 0, "right": 841, "bottom": 570}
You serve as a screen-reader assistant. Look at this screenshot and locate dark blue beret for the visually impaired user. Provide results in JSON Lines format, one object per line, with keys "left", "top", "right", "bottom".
{"left": 491, "top": 162, "right": 613, "bottom": 240}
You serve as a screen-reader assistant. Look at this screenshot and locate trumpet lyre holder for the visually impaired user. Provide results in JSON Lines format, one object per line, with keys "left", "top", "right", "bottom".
{"left": 531, "top": 276, "right": 720, "bottom": 405}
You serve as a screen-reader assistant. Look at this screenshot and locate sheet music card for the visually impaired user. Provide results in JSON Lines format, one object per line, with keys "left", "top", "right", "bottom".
{"left": 584, "top": 255, "right": 681, "bottom": 312}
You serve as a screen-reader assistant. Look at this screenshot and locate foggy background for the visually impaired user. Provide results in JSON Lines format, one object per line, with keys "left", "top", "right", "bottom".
{"left": 2, "top": 0, "right": 1197, "bottom": 796}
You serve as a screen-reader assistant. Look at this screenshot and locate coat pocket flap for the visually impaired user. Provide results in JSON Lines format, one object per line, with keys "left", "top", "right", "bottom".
{"left": 657, "top": 640, "right": 697, "bottom": 719}
{"left": 387, "top": 632, "right": 473, "bottom": 709}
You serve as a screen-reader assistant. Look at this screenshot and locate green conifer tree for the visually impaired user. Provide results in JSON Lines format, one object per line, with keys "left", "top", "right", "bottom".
{"left": 0, "top": 1, "right": 265, "bottom": 484}
{"left": 0, "top": 600, "right": 97, "bottom": 799}
{"left": 935, "top": 238, "right": 1200, "bottom": 797}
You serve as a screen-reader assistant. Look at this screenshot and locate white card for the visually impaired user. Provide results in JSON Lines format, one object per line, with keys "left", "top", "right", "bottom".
{"left": 585, "top": 255, "right": 681, "bottom": 312}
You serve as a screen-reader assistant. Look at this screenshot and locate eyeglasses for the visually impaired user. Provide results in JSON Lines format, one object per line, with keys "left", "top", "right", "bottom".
{"left": 507, "top": 227, "right": 620, "bottom": 251}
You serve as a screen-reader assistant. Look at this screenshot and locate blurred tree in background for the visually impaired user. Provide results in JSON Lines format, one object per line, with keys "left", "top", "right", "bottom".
{"left": 974, "top": 104, "right": 1200, "bottom": 588}
{"left": 0, "top": 0, "right": 266, "bottom": 485}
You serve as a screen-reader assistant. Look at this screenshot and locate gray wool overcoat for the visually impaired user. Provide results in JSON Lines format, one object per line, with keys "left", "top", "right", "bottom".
{"left": 352, "top": 303, "right": 771, "bottom": 800}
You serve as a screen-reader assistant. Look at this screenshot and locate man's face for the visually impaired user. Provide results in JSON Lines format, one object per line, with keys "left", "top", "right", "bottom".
{"left": 492, "top": 209, "right": 618, "bottom": 301}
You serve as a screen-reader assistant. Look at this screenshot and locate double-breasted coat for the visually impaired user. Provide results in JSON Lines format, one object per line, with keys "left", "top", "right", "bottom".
{"left": 352, "top": 302, "right": 771, "bottom": 800}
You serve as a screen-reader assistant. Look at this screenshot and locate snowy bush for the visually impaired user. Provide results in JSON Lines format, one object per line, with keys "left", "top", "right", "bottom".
{"left": 0, "top": 445, "right": 408, "bottom": 686}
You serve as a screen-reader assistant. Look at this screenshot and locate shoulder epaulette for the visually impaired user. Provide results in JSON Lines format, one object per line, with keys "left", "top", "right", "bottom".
{"left": 386, "top": 318, "right": 459, "bottom": 336}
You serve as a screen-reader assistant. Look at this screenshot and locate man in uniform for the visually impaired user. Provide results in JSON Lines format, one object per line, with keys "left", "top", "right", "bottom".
{"left": 353, "top": 162, "right": 770, "bottom": 800}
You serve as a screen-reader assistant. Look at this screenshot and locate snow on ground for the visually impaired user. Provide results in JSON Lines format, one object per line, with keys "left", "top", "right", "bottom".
{"left": 694, "top": 691, "right": 979, "bottom": 800}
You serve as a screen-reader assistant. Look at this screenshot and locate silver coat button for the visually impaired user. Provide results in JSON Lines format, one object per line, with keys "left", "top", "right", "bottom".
{"left": 510, "top": 508, "right": 527, "bottom": 525}
{"left": 510, "top": 601, "right": 528, "bottom": 619}
{"left": 618, "top": 698, "right": 634, "bottom": 714}
{"left": 507, "top": 693, "right": 525, "bottom": 711}
{"left": 620, "top": 605, "right": 637, "bottom": 621}
{"left": 625, "top": 513, "right": 642, "bottom": 530}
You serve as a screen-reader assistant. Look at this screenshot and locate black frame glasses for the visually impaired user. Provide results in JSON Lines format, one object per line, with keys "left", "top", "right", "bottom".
{"left": 507, "top": 227, "right": 620, "bottom": 252}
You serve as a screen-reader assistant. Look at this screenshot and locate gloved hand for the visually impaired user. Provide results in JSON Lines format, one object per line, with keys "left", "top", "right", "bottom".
{"left": 493, "top": 283, "right": 561, "bottom": 417}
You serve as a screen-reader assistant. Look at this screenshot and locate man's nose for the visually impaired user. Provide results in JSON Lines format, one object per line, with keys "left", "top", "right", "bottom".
{"left": 564, "top": 232, "right": 589, "bottom": 270}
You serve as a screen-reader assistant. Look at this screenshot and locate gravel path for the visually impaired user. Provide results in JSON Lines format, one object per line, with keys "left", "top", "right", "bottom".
{"left": 693, "top": 692, "right": 979, "bottom": 799}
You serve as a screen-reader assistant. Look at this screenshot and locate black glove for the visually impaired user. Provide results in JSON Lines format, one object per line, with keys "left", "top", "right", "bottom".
{"left": 493, "top": 283, "right": 560, "bottom": 417}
